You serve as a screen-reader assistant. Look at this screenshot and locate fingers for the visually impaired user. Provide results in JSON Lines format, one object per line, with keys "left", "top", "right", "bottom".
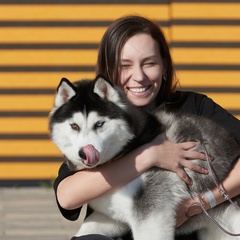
{"left": 181, "top": 143, "right": 213, "bottom": 161}
{"left": 181, "top": 160, "right": 208, "bottom": 175}
{"left": 176, "top": 168, "right": 193, "bottom": 185}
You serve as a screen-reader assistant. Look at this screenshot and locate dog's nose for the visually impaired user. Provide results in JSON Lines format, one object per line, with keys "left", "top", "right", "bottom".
{"left": 79, "top": 149, "right": 86, "bottom": 160}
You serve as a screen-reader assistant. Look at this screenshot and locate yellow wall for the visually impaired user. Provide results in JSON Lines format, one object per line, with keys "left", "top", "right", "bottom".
{"left": 0, "top": 1, "right": 239, "bottom": 185}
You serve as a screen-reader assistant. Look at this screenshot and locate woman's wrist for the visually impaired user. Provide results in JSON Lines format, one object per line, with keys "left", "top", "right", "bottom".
{"left": 185, "top": 190, "right": 216, "bottom": 219}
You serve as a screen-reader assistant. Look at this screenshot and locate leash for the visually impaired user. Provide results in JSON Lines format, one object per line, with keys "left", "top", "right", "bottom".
{"left": 195, "top": 141, "right": 240, "bottom": 236}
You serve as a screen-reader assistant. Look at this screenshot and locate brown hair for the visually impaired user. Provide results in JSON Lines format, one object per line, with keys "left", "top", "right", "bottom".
{"left": 97, "top": 15, "right": 177, "bottom": 104}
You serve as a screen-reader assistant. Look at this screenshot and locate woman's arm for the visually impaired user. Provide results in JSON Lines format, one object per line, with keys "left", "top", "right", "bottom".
{"left": 176, "top": 157, "right": 240, "bottom": 227}
{"left": 57, "top": 133, "right": 208, "bottom": 210}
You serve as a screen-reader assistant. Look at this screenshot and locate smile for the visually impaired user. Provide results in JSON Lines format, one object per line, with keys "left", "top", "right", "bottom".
{"left": 128, "top": 86, "right": 150, "bottom": 93}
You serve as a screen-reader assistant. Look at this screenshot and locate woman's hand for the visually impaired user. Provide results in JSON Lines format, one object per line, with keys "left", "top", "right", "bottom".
{"left": 146, "top": 134, "right": 209, "bottom": 185}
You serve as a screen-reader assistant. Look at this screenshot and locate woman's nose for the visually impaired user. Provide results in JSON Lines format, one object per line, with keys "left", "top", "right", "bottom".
{"left": 132, "top": 65, "right": 145, "bottom": 81}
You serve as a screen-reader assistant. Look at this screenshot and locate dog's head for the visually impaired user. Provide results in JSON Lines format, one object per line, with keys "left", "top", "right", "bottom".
{"left": 49, "top": 75, "right": 141, "bottom": 171}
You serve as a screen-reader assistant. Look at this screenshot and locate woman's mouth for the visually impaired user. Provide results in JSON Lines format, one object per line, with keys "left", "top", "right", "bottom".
{"left": 128, "top": 86, "right": 151, "bottom": 93}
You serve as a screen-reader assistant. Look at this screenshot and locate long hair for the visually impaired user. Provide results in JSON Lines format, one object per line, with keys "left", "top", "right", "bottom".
{"left": 97, "top": 15, "right": 177, "bottom": 104}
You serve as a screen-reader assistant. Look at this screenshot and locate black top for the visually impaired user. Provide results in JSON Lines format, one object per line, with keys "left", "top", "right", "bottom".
{"left": 53, "top": 91, "right": 240, "bottom": 239}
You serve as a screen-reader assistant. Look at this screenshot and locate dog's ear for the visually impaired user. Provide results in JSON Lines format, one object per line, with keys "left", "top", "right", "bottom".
{"left": 54, "top": 78, "right": 77, "bottom": 108}
{"left": 93, "top": 76, "right": 121, "bottom": 104}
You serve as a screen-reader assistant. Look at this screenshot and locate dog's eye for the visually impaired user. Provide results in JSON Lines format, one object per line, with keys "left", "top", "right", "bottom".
{"left": 70, "top": 123, "right": 80, "bottom": 131}
{"left": 95, "top": 121, "right": 105, "bottom": 129}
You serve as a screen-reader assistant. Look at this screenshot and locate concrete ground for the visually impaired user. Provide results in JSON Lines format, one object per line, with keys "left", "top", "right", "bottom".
{"left": 0, "top": 187, "right": 85, "bottom": 240}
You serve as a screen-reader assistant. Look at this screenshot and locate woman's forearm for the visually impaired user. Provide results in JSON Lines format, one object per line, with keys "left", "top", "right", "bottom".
{"left": 211, "top": 157, "right": 240, "bottom": 205}
{"left": 57, "top": 141, "right": 152, "bottom": 210}
{"left": 57, "top": 134, "right": 208, "bottom": 211}
{"left": 177, "top": 158, "right": 240, "bottom": 227}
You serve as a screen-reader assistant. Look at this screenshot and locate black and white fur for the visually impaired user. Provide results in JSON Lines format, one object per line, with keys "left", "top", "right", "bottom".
{"left": 49, "top": 76, "right": 240, "bottom": 240}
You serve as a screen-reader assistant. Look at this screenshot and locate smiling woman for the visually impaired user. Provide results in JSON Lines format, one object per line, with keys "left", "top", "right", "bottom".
{"left": 119, "top": 33, "right": 164, "bottom": 108}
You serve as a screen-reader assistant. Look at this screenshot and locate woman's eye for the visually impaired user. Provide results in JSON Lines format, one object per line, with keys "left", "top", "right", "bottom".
{"left": 144, "top": 62, "right": 155, "bottom": 66}
{"left": 70, "top": 123, "right": 80, "bottom": 131}
{"left": 121, "top": 64, "right": 131, "bottom": 69}
{"left": 95, "top": 121, "right": 105, "bottom": 129}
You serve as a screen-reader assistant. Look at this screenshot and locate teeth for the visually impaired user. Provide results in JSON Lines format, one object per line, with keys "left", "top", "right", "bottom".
{"left": 129, "top": 87, "right": 147, "bottom": 93}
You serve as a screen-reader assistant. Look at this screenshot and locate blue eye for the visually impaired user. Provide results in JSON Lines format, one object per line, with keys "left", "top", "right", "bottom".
{"left": 95, "top": 121, "right": 105, "bottom": 128}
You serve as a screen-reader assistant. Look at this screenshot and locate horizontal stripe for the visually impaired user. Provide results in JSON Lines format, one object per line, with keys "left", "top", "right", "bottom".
{"left": 2, "top": 48, "right": 239, "bottom": 66}
{"left": 0, "top": 43, "right": 99, "bottom": 49}
{"left": 179, "top": 87, "right": 240, "bottom": 93}
{"left": 0, "top": 20, "right": 168, "bottom": 27}
{"left": 0, "top": 21, "right": 112, "bottom": 27}
{"left": 172, "top": 48, "right": 240, "bottom": 65}
{"left": 0, "top": 72, "right": 95, "bottom": 88}
{"left": 176, "top": 65, "right": 240, "bottom": 71}
{"left": 0, "top": 27, "right": 107, "bottom": 43}
{"left": 172, "top": 26, "right": 240, "bottom": 42}
{"left": 0, "top": 5, "right": 169, "bottom": 22}
{"left": 1, "top": 91, "right": 239, "bottom": 111}
{"left": 172, "top": 3, "right": 240, "bottom": 19}
{"left": 0, "top": 140, "right": 60, "bottom": 156}
{"left": 171, "top": 19, "right": 240, "bottom": 26}
{"left": 1, "top": 41, "right": 240, "bottom": 50}
{"left": 0, "top": 0, "right": 168, "bottom": 4}
{"left": 0, "top": 162, "right": 61, "bottom": 179}
{"left": 0, "top": 19, "right": 239, "bottom": 27}
{"left": 173, "top": 0, "right": 239, "bottom": 2}
{"left": 1, "top": 87, "right": 240, "bottom": 95}
{"left": 0, "top": 117, "right": 49, "bottom": 134}
{"left": 0, "top": 0, "right": 238, "bottom": 4}
{"left": 177, "top": 71, "right": 240, "bottom": 87}
{"left": 0, "top": 156, "right": 61, "bottom": 162}
{"left": 0, "top": 65, "right": 239, "bottom": 72}
{"left": 0, "top": 111, "right": 49, "bottom": 117}
{"left": 0, "top": 49, "right": 98, "bottom": 65}
{"left": 0, "top": 134, "right": 50, "bottom": 140}
{"left": 0, "top": 89, "right": 55, "bottom": 94}
{"left": 171, "top": 41, "right": 240, "bottom": 48}
{"left": 0, "top": 95, "right": 54, "bottom": 111}
{"left": 0, "top": 179, "right": 54, "bottom": 187}
{"left": 0, "top": 71, "right": 239, "bottom": 89}
{"left": 0, "top": 66, "right": 95, "bottom": 72}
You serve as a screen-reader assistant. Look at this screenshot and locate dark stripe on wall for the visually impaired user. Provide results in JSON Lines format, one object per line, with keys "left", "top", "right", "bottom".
{"left": 170, "top": 42, "right": 240, "bottom": 48}
{"left": 0, "top": 112, "right": 49, "bottom": 117}
{"left": 0, "top": 134, "right": 50, "bottom": 140}
{"left": 179, "top": 87, "right": 240, "bottom": 93}
{"left": 0, "top": 156, "right": 62, "bottom": 162}
{"left": 0, "top": 43, "right": 99, "bottom": 49}
{"left": 0, "top": 21, "right": 113, "bottom": 27}
{"left": 0, "top": 66, "right": 95, "bottom": 72}
{"left": 0, "top": 0, "right": 169, "bottom": 4}
{"left": 171, "top": 19, "right": 240, "bottom": 26}
{"left": 176, "top": 65, "right": 240, "bottom": 71}
{"left": 0, "top": 180, "right": 55, "bottom": 187}
{"left": 2, "top": 87, "right": 240, "bottom": 95}
{"left": 0, "top": 65, "right": 239, "bottom": 72}
{"left": 0, "top": 42, "right": 239, "bottom": 50}
{"left": 0, "top": 89, "right": 55, "bottom": 94}
{"left": 0, "top": 0, "right": 238, "bottom": 3}
{"left": 0, "top": 20, "right": 238, "bottom": 27}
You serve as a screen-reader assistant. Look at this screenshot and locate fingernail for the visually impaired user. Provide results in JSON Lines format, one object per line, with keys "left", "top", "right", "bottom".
{"left": 208, "top": 155, "right": 214, "bottom": 161}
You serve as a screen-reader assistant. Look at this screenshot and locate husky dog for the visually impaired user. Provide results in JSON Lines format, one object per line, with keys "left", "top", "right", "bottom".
{"left": 49, "top": 76, "right": 240, "bottom": 240}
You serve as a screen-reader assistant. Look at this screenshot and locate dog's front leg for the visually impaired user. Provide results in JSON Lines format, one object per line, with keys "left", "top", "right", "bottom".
{"left": 75, "top": 211, "right": 129, "bottom": 238}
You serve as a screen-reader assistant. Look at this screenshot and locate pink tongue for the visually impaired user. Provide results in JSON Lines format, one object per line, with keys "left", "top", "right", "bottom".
{"left": 83, "top": 145, "right": 99, "bottom": 166}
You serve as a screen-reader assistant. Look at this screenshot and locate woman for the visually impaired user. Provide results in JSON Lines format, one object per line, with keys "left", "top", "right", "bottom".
{"left": 54, "top": 16, "right": 240, "bottom": 240}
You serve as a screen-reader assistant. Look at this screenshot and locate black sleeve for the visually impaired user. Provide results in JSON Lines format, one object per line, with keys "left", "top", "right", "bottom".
{"left": 53, "top": 162, "right": 82, "bottom": 221}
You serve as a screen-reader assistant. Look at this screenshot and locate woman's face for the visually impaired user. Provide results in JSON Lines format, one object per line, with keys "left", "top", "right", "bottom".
{"left": 119, "top": 33, "right": 165, "bottom": 108}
